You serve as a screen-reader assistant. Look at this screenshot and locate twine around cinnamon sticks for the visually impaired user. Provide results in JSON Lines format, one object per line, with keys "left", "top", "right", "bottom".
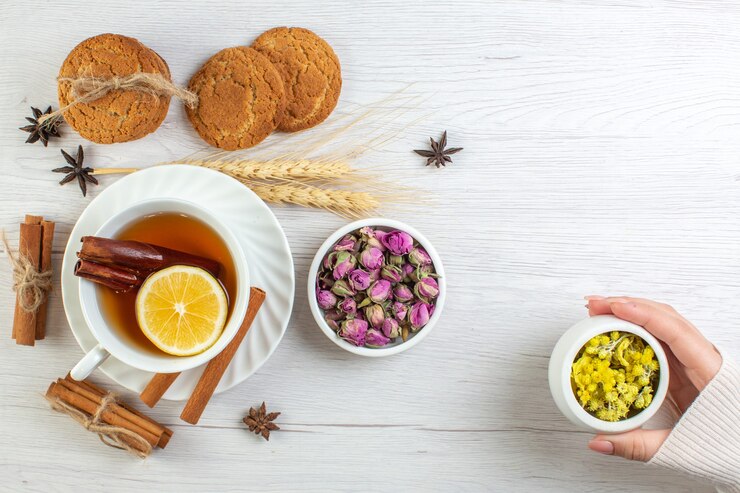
{"left": 45, "top": 375, "right": 172, "bottom": 458}
{"left": 38, "top": 73, "right": 198, "bottom": 128}
{"left": 5, "top": 215, "right": 55, "bottom": 345}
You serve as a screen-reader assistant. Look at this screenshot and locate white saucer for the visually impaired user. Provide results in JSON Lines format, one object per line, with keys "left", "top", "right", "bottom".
{"left": 61, "top": 165, "right": 295, "bottom": 400}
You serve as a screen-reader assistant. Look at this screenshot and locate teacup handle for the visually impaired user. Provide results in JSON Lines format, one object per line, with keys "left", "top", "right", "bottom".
{"left": 70, "top": 344, "right": 110, "bottom": 381}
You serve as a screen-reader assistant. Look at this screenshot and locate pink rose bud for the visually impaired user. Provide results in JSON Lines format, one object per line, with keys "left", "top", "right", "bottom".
{"left": 381, "top": 264, "right": 403, "bottom": 283}
{"left": 333, "top": 251, "right": 356, "bottom": 280}
{"left": 365, "top": 328, "right": 390, "bottom": 347}
{"left": 348, "top": 269, "right": 371, "bottom": 291}
{"left": 382, "top": 318, "right": 400, "bottom": 338}
{"left": 324, "top": 309, "right": 345, "bottom": 321}
{"left": 414, "top": 277, "right": 439, "bottom": 300}
{"left": 368, "top": 268, "right": 381, "bottom": 282}
{"left": 401, "top": 263, "right": 415, "bottom": 280}
{"left": 368, "top": 279, "right": 392, "bottom": 303}
{"left": 360, "top": 247, "right": 384, "bottom": 270}
{"left": 408, "top": 246, "right": 432, "bottom": 266}
{"left": 323, "top": 251, "right": 339, "bottom": 270}
{"left": 331, "top": 279, "right": 355, "bottom": 297}
{"left": 392, "top": 301, "right": 408, "bottom": 322}
{"left": 334, "top": 234, "right": 357, "bottom": 252}
{"left": 339, "top": 319, "right": 368, "bottom": 346}
{"left": 381, "top": 230, "right": 414, "bottom": 255}
{"left": 325, "top": 318, "right": 340, "bottom": 331}
{"left": 393, "top": 285, "right": 414, "bottom": 302}
{"left": 339, "top": 297, "right": 357, "bottom": 316}
{"left": 360, "top": 227, "right": 387, "bottom": 251}
{"left": 364, "top": 304, "right": 385, "bottom": 329}
{"left": 409, "top": 301, "right": 430, "bottom": 331}
{"left": 317, "top": 290, "right": 338, "bottom": 310}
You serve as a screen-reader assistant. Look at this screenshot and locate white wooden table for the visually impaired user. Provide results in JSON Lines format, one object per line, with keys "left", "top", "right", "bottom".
{"left": 2, "top": 1, "right": 739, "bottom": 491}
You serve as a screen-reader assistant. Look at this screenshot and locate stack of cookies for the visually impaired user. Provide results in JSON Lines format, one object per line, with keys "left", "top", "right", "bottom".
{"left": 186, "top": 27, "right": 342, "bottom": 150}
{"left": 57, "top": 34, "right": 172, "bottom": 144}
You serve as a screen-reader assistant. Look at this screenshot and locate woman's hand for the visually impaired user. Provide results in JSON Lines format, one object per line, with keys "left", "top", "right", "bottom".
{"left": 583, "top": 296, "right": 722, "bottom": 461}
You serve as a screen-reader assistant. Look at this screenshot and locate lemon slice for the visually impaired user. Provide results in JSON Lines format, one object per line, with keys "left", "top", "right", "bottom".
{"left": 135, "top": 265, "right": 228, "bottom": 356}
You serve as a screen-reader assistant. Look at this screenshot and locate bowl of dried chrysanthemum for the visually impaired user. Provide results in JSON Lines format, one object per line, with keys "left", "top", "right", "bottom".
{"left": 548, "top": 315, "right": 669, "bottom": 434}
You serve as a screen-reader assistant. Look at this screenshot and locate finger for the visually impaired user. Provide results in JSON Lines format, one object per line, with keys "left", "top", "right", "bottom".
{"left": 585, "top": 296, "right": 674, "bottom": 317}
{"left": 589, "top": 429, "right": 671, "bottom": 462}
{"left": 609, "top": 301, "right": 721, "bottom": 386}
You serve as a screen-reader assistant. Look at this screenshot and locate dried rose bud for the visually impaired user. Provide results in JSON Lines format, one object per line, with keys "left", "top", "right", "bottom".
{"left": 388, "top": 254, "right": 404, "bottom": 266}
{"left": 414, "top": 277, "right": 439, "bottom": 300}
{"left": 365, "top": 328, "right": 390, "bottom": 347}
{"left": 324, "top": 309, "right": 345, "bottom": 323}
{"left": 318, "top": 272, "right": 335, "bottom": 289}
{"left": 381, "top": 230, "right": 414, "bottom": 255}
{"left": 360, "top": 247, "right": 384, "bottom": 270}
{"left": 323, "top": 251, "right": 339, "bottom": 270}
{"left": 365, "top": 304, "right": 385, "bottom": 329}
{"left": 382, "top": 318, "right": 400, "bottom": 338}
{"left": 409, "top": 264, "right": 436, "bottom": 282}
{"left": 317, "top": 290, "right": 338, "bottom": 310}
{"left": 339, "top": 319, "right": 367, "bottom": 346}
{"left": 408, "top": 246, "right": 432, "bottom": 266}
{"left": 348, "top": 269, "right": 371, "bottom": 291}
{"left": 331, "top": 279, "right": 355, "bottom": 297}
{"left": 368, "top": 279, "right": 392, "bottom": 303}
{"left": 409, "top": 301, "right": 431, "bottom": 331}
{"left": 333, "top": 251, "right": 357, "bottom": 280}
{"left": 334, "top": 234, "right": 358, "bottom": 252}
{"left": 381, "top": 264, "right": 403, "bottom": 283}
{"left": 368, "top": 268, "right": 381, "bottom": 282}
{"left": 391, "top": 301, "right": 408, "bottom": 322}
{"left": 401, "top": 263, "right": 415, "bottom": 280}
{"left": 325, "top": 318, "right": 340, "bottom": 331}
{"left": 338, "top": 297, "right": 357, "bottom": 316}
{"left": 393, "top": 284, "right": 414, "bottom": 302}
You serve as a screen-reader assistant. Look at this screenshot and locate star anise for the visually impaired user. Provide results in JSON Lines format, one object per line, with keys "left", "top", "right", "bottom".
{"left": 19, "top": 106, "right": 62, "bottom": 147}
{"left": 243, "top": 402, "right": 280, "bottom": 441}
{"left": 414, "top": 131, "right": 463, "bottom": 168}
{"left": 52, "top": 145, "right": 98, "bottom": 197}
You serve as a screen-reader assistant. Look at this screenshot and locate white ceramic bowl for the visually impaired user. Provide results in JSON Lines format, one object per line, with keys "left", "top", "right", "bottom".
{"left": 74, "top": 198, "right": 250, "bottom": 377}
{"left": 548, "top": 315, "right": 669, "bottom": 434}
{"left": 307, "top": 218, "right": 446, "bottom": 357}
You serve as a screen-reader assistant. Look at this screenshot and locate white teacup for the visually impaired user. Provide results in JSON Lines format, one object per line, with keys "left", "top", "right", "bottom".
{"left": 70, "top": 198, "right": 249, "bottom": 380}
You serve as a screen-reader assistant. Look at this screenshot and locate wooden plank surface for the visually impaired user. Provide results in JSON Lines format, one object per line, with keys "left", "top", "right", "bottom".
{"left": 1, "top": 0, "right": 739, "bottom": 491}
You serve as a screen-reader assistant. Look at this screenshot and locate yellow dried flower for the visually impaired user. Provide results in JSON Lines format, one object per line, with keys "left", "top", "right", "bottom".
{"left": 571, "top": 331, "right": 659, "bottom": 422}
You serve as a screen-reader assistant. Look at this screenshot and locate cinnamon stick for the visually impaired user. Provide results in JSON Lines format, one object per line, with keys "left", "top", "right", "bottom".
{"left": 48, "top": 376, "right": 173, "bottom": 452}
{"left": 180, "top": 287, "right": 266, "bottom": 424}
{"left": 70, "top": 376, "right": 172, "bottom": 447}
{"left": 78, "top": 236, "right": 220, "bottom": 277}
{"left": 140, "top": 372, "right": 181, "bottom": 408}
{"left": 13, "top": 222, "right": 42, "bottom": 345}
{"left": 35, "top": 220, "right": 55, "bottom": 340}
{"left": 74, "top": 259, "right": 143, "bottom": 292}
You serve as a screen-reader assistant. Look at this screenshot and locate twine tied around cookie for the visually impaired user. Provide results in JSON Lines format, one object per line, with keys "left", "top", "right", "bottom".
{"left": 45, "top": 391, "right": 152, "bottom": 458}
{"left": 38, "top": 73, "right": 198, "bottom": 127}
{"left": 2, "top": 232, "right": 52, "bottom": 313}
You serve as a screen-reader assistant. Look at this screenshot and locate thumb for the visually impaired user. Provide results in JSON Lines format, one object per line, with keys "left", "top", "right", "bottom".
{"left": 588, "top": 429, "right": 671, "bottom": 462}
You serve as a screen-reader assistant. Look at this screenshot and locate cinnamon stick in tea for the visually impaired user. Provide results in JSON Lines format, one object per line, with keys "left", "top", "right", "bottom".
{"left": 13, "top": 222, "right": 42, "bottom": 345}
{"left": 78, "top": 236, "right": 220, "bottom": 277}
{"left": 74, "top": 259, "right": 143, "bottom": 293}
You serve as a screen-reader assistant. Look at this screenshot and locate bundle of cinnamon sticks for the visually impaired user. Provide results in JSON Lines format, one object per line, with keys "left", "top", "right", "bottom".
{"left": 46, "top": 375, "right": 172, "bottom": 458}
{"left": 74, "top": 236, "right": 220, "bottom": 292}
{"left": 10, "top": 214, "right": 55, "bottom": 346}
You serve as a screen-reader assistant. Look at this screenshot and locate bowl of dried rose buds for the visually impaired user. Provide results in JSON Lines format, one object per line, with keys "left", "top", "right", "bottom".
{"left": 308, "top": 218, "right": 446, "bottom": 356}
{"left": 548, "top": 315, "right": 669, "bottom": 433}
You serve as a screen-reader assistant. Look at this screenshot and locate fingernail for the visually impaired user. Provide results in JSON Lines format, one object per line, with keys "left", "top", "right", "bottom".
{"left": 588, "top": 440, "right": 614, "bottom": 455}
{"left": 584, "top": 304, "right": 590, "bottom": 309}
{"left": 584, "top": 295, "right": 605, "bottom": 301}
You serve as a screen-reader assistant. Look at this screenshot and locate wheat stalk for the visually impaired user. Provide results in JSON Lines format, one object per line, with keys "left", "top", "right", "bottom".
{"left": 245, "top": 182, "right": 381, "bottom": 219}
{"left": 179, "top": 156, "right": 356, "bottom": 183}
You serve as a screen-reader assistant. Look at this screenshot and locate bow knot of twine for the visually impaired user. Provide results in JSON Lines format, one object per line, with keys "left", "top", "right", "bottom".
{"left": 46, "top": 392, "right": 152, "bottom": 458}
{"left": 2, "top": 233, "right": 52, "bottom": 313}
{"left": 38, "top": 72, "right": 198, "bottom": 127}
